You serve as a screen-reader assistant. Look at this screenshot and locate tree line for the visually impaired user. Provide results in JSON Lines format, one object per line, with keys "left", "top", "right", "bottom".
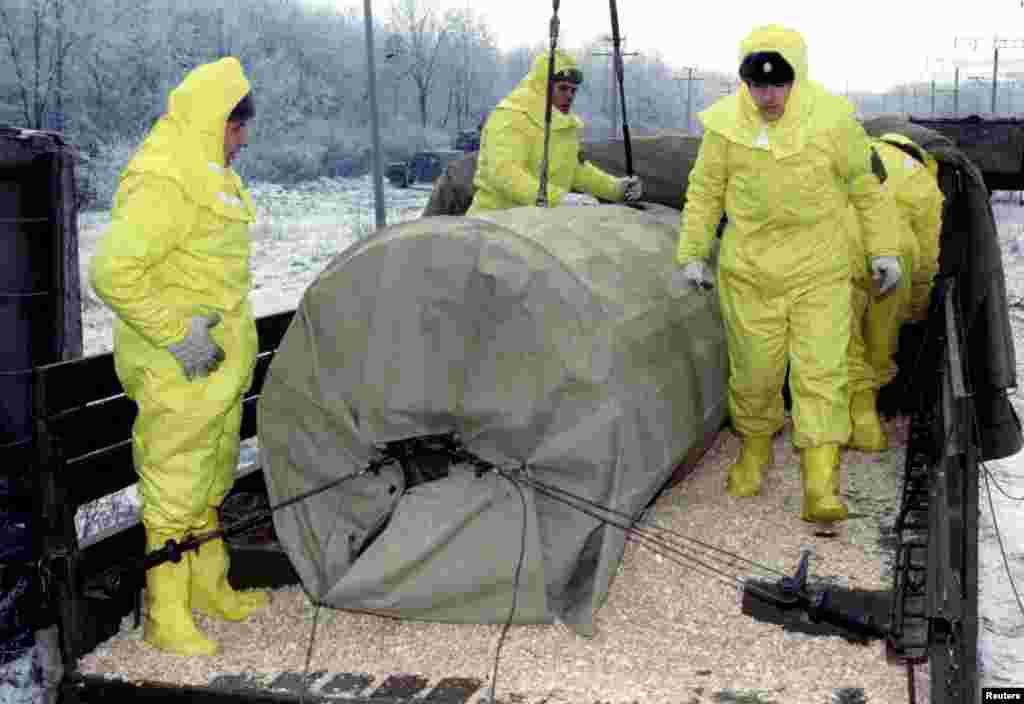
{"left": 0, "top": 0, "right": 999, "bottom": 206}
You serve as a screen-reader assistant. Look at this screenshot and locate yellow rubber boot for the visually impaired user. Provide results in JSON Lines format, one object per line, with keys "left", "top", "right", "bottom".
{"left": 143, "top": 525, "right": 220, "bottom": 656}
{"left": 190, "top": 509, "right": 270, "bottom": 621}
{"left": 800, "top": 444, "right": 849, "bottom": 523}
{"left": 727, "top": 435, "right": 774, "bottom": 497}
{"left": 849, "top": 389, "right": 887, "bottom": 452}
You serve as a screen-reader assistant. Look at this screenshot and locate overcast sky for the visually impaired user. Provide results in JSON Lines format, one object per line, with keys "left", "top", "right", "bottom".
{"left": 341, "top": 0, "right": 1024, "bottom": 94}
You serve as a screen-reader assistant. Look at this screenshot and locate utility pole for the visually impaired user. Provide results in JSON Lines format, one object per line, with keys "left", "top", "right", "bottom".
{"left": 217, "top": 6, "right": 226, "bottom": 56}
{"left": 593, "top": 35, "right": 638, "bottom": 139}
{"left": 363, "top": 0, "right": 386, "bottom": 230}
{"left": 954, "top": 66, "right": 959, "bottom": 115}
{"left": 952, "top": 36, "right": 1024, "bottom": 116}
{"left": 989, "top": 38, "right": 1024, "bottom": 113}
{"left": 673, "top": 66, "right": 701, "bottom": 134}
{"left": 992, "top": 45, "right": 1000, "bottom": 113}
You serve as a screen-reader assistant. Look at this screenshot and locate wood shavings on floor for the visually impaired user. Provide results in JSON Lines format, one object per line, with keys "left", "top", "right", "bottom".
{"left": 77, "top": 417, "right": 911, "bottom": 704}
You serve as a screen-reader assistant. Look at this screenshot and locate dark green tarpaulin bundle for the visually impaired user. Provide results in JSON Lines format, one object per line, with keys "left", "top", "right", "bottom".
{"left": 578, "top": 131, "right": 702, "bottom": 209}
{"left": 421, "top": 132, "right": 702, "bottom": 216}
{"left": 908, "top": 117, "right": 1024, "bottom": 177}
{"left": 258, "top": 204, "right": 728, "bottom": 636}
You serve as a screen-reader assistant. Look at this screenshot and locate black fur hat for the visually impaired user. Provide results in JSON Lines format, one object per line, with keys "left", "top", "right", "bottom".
{"left": 739, "top": 51, "right": 794, "bottom": 86}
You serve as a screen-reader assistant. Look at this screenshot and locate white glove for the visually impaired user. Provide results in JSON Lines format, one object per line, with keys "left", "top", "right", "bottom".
{"left": 621, "top": 176, "right": 644, "bottom": 202}
{"left": 871, "top": 256, "right": 903, "bottom": 296}
{"left": 167, "top": 314, "right": 226, "bottom": 381}
{"left": 681, "top": 260, "right": 714, "bottom": 290}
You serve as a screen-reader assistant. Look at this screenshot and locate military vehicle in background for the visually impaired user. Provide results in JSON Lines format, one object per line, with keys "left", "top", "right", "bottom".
{"left": 386, "top": 149, "right": 465, "bottom": 188}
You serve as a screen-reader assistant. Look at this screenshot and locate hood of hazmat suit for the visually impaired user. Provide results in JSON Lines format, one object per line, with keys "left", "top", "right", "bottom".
{"left": 468, "top": 50, "right": 622, "bottom": 213}
{"left": 874, "top": 134, "right": 943, "bottom": 299}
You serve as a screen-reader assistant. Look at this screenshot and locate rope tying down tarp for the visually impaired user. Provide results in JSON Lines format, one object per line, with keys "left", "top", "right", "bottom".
{"left": 77, "top": 428, "right": 890, "bottom": 630}
{"left": 65, "top": 427, "right": 890, "bottom": 703}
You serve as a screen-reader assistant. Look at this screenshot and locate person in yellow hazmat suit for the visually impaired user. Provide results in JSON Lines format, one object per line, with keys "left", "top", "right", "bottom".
{"left": 676, "top": 25, "right": 903, "bottom": 523}
{"left": 467, "top": 49, "right": 643, "bottom": 214}
{"left": 89, "top": 57, "right": 269, "bottom": 656}
{"left": 846, "top": 133, "right": 944, "bottom": 450}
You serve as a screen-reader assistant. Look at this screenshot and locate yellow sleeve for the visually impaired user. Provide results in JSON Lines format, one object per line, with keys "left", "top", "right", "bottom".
{"left": 677, "top": 130, "right": 728, "bottom": 266}
{"left": 836, "top": 117, "right": 902, "bottom": 260}
{"left": 902, "top": 173, "right": 944, "bottom": 282}
{"left": 572, "top": 160, "right": 624, "bottom": 202}
{"left": 478, "top": 111, "right": 566, "bottom": 206}
{"left": 89, "top": 174, "right": 194, "bottom": 347}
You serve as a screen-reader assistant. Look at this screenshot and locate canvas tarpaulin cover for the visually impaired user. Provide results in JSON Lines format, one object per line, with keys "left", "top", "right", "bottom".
{"left": 258, "top": 203, "right": 728, "bottom": 636}
{"left": 908, "top": 116, "right": 1024, "bottom": 176}
{"left": 422, "top": 132, "right": 702, "bottom": 216}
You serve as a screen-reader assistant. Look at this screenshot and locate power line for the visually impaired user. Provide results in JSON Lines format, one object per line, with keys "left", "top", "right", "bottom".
{"left": 592, "top": 34, "right": 638, "bottom": 140}
{"left": 952, "top": 35, "right": 1024, "bottom": 113}
{"left": 672, "top": 67, "right": 702, "bottom": 135}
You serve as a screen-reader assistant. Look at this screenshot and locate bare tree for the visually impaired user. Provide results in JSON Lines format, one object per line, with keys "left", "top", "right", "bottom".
{"left": 0, "top": 0, "right": 715, "bottom": 186}
{"left": 0, "top": 0, "right": 86, "bottom": 130}
{"left": 387, "top": 0, "right": 449, "bottom": 128}
{"left": 438, "top": 7, "right": 497, "bottom": 131}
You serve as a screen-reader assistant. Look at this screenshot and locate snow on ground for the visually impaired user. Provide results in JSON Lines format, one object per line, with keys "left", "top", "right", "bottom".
{"left": 78, "top": 176, "right": 433, "bottom": 357}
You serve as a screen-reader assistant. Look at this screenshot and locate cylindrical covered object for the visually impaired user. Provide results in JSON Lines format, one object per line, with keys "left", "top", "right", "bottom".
{"left": 259, "top": 204, "right": 727, "bottom": 635}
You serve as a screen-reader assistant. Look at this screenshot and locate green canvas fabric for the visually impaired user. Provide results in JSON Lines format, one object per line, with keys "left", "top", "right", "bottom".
{"left": 578, "top": 132, "right": 702, "bottom": 209}
{"left": 909, "top": 117, "right": 1024, "bottom": 176}
{"left": 258, "top": 204, "right": 728, "bottom": 636}
{"left": 422, "top": 132, "right": 703, "bottom": 216}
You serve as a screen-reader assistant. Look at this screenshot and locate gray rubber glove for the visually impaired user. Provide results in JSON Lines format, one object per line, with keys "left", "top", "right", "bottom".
{"left": 621, "top": 176, "right": 644, "bottom": 202}
{"left": 871, "top": 256, "right": 903, "bottom": 296}
{"left": 167, "top": 314, "right": 226, "bottom": 381}
{"left": 681, "top": 261, "right": 714, "bottom": 290}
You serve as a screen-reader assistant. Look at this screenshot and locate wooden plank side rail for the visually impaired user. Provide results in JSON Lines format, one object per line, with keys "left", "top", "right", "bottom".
{"left": 32, "top": 309, "right": 294, "bottom": 666}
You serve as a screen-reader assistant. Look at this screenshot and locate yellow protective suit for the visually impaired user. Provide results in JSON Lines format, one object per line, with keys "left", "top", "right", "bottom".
{"left": 879, "top": 134, "right": 944, "bottom": 323}
{"left": 677, "top": 25, "right": 900, "bottom": 452}
{"left": 847, "top": 135, "right": 943, "bottom": 395}
{"left": 467, "top": 50, "right": 624, "bottom": 214}
{"left": 90, "top": 57, "right": 264, "bottom": 655}
{"left": 91, "top": 57, "right": 257, "bottom": 532}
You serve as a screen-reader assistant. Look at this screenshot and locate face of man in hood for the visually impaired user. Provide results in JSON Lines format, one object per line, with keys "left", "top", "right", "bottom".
{"left": 224, "top": 119, "right": 249, "bottom": 166}
{"left": 552, "top": 80, "right": 578, "bottom": 114}
{"left": 745, "top": 81, "right": 792, "bottom": 122}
